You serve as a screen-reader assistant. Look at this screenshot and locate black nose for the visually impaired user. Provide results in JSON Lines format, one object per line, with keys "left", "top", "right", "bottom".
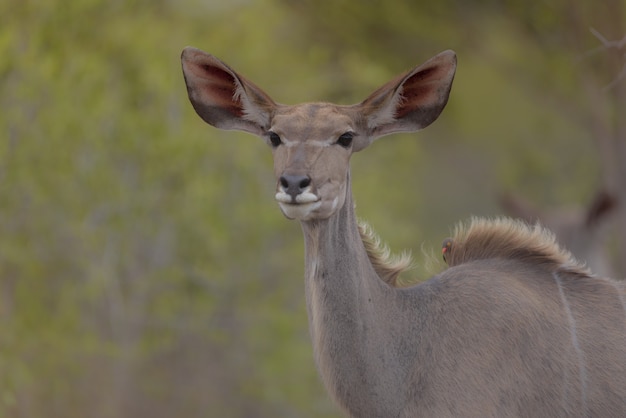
{"left": 280, "top": 174, "right": 311, "bottom": 200}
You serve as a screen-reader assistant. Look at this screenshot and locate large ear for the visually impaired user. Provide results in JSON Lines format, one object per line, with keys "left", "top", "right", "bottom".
{"left": 357, "top": 50, "right": 456, "bottom": 141}
{"left": 181, "top": 47, "right": 276, "bottom": 136}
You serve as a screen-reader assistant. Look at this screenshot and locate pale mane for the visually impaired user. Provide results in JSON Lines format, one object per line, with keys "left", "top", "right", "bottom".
{"left": 445, "top": 217, "right": 590, "bottom": 276}
{"left": 358, "top": 221, "right": 413, "bottom": 286}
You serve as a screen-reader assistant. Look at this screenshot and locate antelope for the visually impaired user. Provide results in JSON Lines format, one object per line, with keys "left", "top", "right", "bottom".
{"left": 181, "top": 47, "right": 626, "bottom": 417}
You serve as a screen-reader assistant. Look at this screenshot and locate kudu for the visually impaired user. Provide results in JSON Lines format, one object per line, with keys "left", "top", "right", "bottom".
{"left": 181, "top": 47, "right": 626, "bottom": 417}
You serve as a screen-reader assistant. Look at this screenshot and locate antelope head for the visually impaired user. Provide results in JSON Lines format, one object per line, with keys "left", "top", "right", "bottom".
{"left": 181, "top": 47, "right": 456, "bottom": 221}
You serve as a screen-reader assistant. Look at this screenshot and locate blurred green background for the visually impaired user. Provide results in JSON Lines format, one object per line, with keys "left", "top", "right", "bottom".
{"left": 1, "top": 0, "right": 625, "bottom": 417}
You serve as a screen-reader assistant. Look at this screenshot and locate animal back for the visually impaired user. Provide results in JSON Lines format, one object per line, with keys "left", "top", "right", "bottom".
{"left": 443, "top": 217, "right": 590, "bottom": 277}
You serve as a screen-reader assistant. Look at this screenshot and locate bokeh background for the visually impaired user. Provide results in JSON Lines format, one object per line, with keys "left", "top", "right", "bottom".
{"left": 2, "top": 0, "right": 625, "bottom": 417}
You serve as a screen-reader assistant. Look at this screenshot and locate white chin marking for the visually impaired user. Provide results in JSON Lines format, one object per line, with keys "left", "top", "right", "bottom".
{"left": 278, "top": 201, "right": 322, "bottom": 220}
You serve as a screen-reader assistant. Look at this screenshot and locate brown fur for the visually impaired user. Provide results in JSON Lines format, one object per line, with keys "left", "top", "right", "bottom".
{"left": 358, "top": 221, "right": 413, "bottom": 286}
{"left": 444, "top": 217, "right": 591, "bottom": 277}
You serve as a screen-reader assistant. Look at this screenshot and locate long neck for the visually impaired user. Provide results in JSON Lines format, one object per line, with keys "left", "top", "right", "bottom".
{"left": 302, "top": 181, "right": 383, "bottom": 341}
{"left": 300, "top": 177, "right": 405, "bottom": 414}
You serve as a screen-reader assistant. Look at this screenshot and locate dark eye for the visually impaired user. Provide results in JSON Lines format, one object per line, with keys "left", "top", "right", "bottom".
{"left": 336, "top": 132, "right": 354, "bottom": 148}
{"left": 268, "top": 132, "right": 282, "bottom": 147}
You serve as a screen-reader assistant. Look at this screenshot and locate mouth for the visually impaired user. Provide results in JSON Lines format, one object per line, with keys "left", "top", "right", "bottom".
{"left": 275, "top": 192, "right": 322, "bottom": 220}
{"left": 275, "top": 191, "right": 319, "bottom": 205}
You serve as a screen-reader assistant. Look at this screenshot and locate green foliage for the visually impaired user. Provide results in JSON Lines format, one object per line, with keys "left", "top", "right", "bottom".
{"left": 0, "top": 0, "right": 330, "bottom": 416}
{"left": 1, "top": 0, "right": 623, "bottom": 416}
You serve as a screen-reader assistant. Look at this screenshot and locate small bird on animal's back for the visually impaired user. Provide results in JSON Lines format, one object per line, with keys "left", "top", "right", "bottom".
{"left": 441, "top": 238, "right": 454, "bottom": 264}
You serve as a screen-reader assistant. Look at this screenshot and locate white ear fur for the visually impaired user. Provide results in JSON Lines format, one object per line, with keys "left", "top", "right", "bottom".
{"left": 232, "top": 78, "right": 273, "bottom": 128}
{"left": 365, "top": 93, "right": 403, "bottom": 131}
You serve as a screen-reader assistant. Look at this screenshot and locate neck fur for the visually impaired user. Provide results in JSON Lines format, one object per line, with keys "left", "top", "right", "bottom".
{"left": 299, "top": 178, "right": 400, "bottom": 412}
